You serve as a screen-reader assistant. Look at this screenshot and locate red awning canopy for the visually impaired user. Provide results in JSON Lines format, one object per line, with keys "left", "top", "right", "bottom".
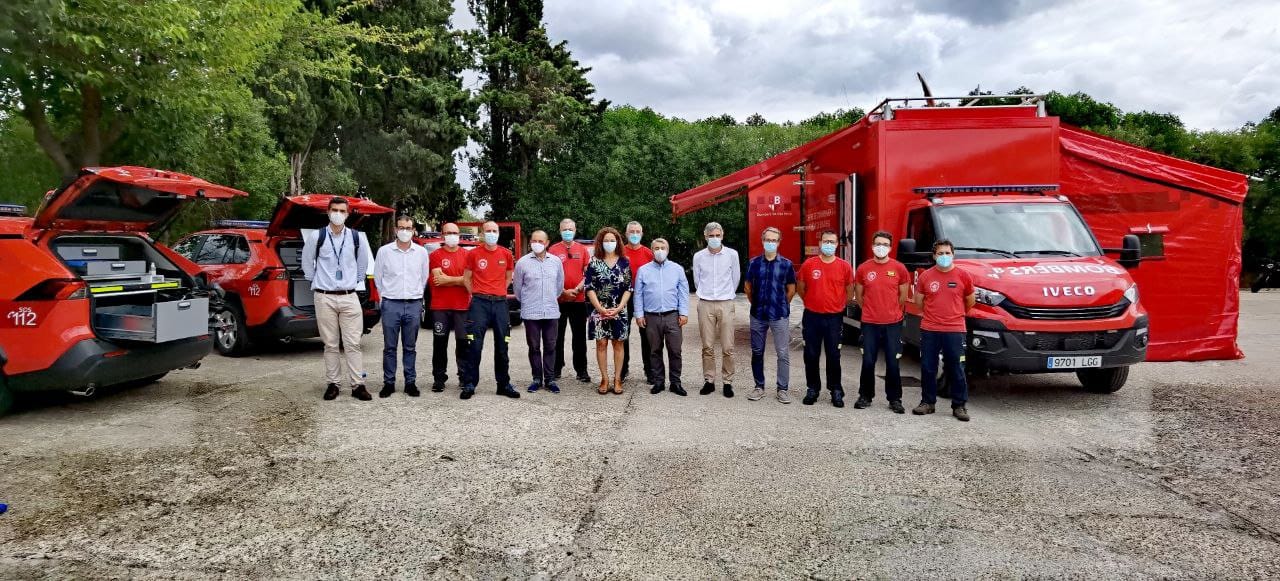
{"left": 1059, "top": 125, "right": 1247, "bottom": 204}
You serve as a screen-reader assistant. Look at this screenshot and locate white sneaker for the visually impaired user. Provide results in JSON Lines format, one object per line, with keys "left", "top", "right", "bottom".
{"left": 776, "top": 390, "right": 792, "bottom": 404}
{"left": 747, "top": 386, "right": 766, "bottom": 401}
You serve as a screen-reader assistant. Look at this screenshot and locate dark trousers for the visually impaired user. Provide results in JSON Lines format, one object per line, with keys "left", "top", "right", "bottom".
{"left": 622, "top": 315, "right": 654, "bottom": 381}
{"left": 645, "top": 311, "right": 683, "bottom": 388}
{"left": 921, "top": 330, "right": 969, "bottom": 406}
{"left": 524, "top": 318, "right": 559, "bottom": 385}
{"left": 859, "top": 321, "right": 903, "bottom": 402}
{"left": 463, "top": 296, "right": 511, "bottom": 389}
{"left": 381, "top": 298, "right": 423, "bottom": 385}
{"left": 431, "top": 309, "right": 467, "bottom": 386}
{"left": 555, "top": 301, "right": 589, "bottom": 377}
{"left": 802, "top": 310, "right": 844, "bottom": 393}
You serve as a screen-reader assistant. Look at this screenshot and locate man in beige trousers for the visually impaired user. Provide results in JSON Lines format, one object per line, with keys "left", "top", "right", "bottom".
{"left": 301, "top": 196, "right": 372, "bottom": 401}
{"left": 692, "top": 221, "right": 741, "bottom": 398}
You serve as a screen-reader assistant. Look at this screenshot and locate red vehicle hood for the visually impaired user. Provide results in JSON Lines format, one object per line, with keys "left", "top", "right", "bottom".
{"left": 959, "top": 256, "right": 1134, "bottom": 308}
{"left": 267, "top": 194, "right": 393, "bottom": 237}
{"left": 34, "top": 166, "right": 247, "bottom": 232}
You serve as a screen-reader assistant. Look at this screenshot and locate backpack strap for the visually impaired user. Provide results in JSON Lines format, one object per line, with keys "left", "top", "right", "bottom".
{"left": 312, "top": 226, "right": 360, "bottom": 269}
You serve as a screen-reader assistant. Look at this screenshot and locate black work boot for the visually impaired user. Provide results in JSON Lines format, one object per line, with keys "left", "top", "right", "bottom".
{"left": 854, "top": 397, "right": 871, "bottom": 409}
{"left": 802, "top": 388, "right": 819, "bottom": 406}
{"left": 379, "top": 383, "right": 395, "bottom": 398}
{"left": 832, "top": 390, "right": 845, "bottom": 408}
{"left": 404, "top": 383, "right": 420, "bottom": 397}
{"left": 700, "top": 381, "right": 715, "bottom": 395}
{"left": 323, "top": 383, "right": 340, "bottom": 400}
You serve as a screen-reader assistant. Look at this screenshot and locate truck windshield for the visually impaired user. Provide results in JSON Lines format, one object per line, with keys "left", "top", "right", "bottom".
{"left": 934, "top": 203, "right": 1101, "bottom": 258}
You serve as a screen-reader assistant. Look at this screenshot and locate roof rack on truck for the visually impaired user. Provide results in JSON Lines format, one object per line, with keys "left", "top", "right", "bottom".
{"left": 913, "top": 184, "right": 1059, "bottom": 196}
{"left": 213, "top": 219, "right": 270, "bottom": 229}
{"left": 0, "top": 203, "right": 27, "bottom": 217}
{"left": 869, "top": 93, "right": 1048, "bottom": 121}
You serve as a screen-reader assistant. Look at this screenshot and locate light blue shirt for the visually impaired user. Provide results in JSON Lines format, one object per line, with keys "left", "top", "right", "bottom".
{"left": 302, "top": 226, "right": 369, "bottom": 292}
{"left": 513, "top": 252, "right": 564, "bottom": 320}
{"left": 633, "top": 259, "right": 689, "bottom": 317}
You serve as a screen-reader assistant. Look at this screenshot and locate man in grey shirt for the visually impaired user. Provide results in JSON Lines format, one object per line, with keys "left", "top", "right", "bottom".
{"left": 301, "top": 196, "right": 372, "bottom": 401}
{"left": 513, "top": 230, "right": 565, "bottom": 393}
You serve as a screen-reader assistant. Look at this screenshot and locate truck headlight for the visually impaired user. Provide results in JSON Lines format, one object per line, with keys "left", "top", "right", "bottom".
{"left": 1123, "top": 283, "right": 1139, "bottom": 304}
{"left": 974, "top": 286, "right": 1006, "bottom": 307}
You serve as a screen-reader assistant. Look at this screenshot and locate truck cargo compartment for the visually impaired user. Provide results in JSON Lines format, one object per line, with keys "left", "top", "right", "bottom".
{"left": 94, "top": 297, "right": 209, "bottom": 343}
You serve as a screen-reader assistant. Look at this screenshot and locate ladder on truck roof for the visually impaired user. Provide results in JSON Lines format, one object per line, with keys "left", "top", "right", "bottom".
{"left": 868, "top": 93, "right": 1048, "bottom": 121}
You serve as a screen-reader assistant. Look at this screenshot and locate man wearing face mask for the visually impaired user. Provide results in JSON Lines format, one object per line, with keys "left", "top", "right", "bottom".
{"left": 692, "top": 221, "right": 741, "bottom": 397}
{"left": 621, "top": 221, "right": 655, "bottom": 385}
{"left": 302, "top": 196, "right": 372, "bottom": 401}
{"left": 913, "top": 239, "right": 976, "bottom": 421}
{"left": 462, "top": 221, "right": 520, "bottom": 400}
{"left": 429, "top": 222, "right": 470, "bottom": 393}
{"left": 796, "top": 230, "right": 855, "bottom": 407}
{"left": 374, "top": 215, "right": 431, "bottom": 398}
{"left": 744, "top": 227, "right": 797, "bottom": 403}
{"left": 513, "top": 230, "right": 564, "bottom": 393}
{"left": 549, "top": 218, "right": 592, "bottom": 384}
{"left": 633, "top": 238, "right": 689, "bottom": 396}
{"left": 854, "top": 230, "right": 909, "bottom": 413}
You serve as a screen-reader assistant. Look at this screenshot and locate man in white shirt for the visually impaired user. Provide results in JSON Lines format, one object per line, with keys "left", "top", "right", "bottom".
{"left": 373, "top": 215, "right": 430, "bottom": 398}
{"left": 691, "top": 221, "right": 741, "bottom": 397}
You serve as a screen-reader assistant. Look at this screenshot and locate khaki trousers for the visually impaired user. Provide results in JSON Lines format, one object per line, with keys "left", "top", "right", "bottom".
{"left": 697, "top": 299, "right": 735, "bottom": 383}
{"left": 315, "top": 291, "right": 365, "bottom": 386}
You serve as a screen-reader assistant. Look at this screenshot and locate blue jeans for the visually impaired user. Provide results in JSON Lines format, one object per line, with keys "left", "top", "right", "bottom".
{"left": 920, "top": 330, "right": 968, "bottom": 406}
{"left": 802, "top": 310, "right": 843, "bottom": 393}
{"left": 381, "top": 299, "right": 423, "bottom": 385}
{"left": 859, "top": 321, "right": 902, "bottom": 402}
{"left": 750, "top": 316, "right": 790, "bottom": 389}
{"left": 464, "top": 295, "right": 511, "bottom": 389}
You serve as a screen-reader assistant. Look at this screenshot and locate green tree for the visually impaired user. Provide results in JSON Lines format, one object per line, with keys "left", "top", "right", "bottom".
{"left": 1045, "top": 91, "right": 1123, "bottom": 129}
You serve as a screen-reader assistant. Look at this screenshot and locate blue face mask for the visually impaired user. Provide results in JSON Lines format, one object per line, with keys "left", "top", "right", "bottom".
{"left": 484, "top": 232, "right": 499, "bottom": 245}
{"left": 820, "top": 242, "right": 836, "bottom": 256}
{"left": 627, "top": 233, "right": 641, "bottom": 245}
{"left": 762, "top": 241, "right": 779, "bottom": 255}
{"left": 936, "top": 254, "right": 954, "bottom": 268}
{"left": 602, "top": 240, "right": 617, "bottom": 253}
{"left": 707, "top": 237, "right": 723, "bottom": 250}
{"left": 561, "top": 230, "right": 574, "bottom": 243}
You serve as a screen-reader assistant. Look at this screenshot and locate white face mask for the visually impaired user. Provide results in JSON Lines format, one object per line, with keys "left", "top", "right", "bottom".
{"left": 653, "top": 249, "right": 668, "bottom": 262}
{"left": 329, "top": 211, "right": 347, "bottom": 226}
{"left": 444, "top": 234, "right": 459, "bottom": 247}
{"left": 396, "top": 230, "right": 413, "bottom": 243}
{"left": 602, "top": 240, "right": 617, "bottom": 254}
{"left": 872, "top": 245, "right": 890, "bottom": 259}
{"left": 530, "top": 242, "right": 546, "bottom": 254}
{"left": 483, "top": 232, "right": 499, "bottom": 245}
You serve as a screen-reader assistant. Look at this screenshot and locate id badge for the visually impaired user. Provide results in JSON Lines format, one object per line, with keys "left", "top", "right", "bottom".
{"left": 336, "top": 269, "right": 344, "bottom": 280}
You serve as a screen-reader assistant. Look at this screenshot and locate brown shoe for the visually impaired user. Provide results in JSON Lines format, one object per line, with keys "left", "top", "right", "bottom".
{"left": 598, "top": 379, "right": 610, "bottom": 394}
{"left": 612, "top": 379, "right": 624, "bottom": 394}
{"left": 953, "top": 406, "right": 970, "bottom": 422}
{"left": 912, "top": 402, "right": 935, "bottom": 415}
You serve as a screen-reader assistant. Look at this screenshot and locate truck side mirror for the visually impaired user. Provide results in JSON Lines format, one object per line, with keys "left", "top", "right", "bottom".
{"left": 1119, "top": 234, "right": 1141, "bottom": 269}
{"left": 898, "top": 238, "right": 933, "bottom": 270}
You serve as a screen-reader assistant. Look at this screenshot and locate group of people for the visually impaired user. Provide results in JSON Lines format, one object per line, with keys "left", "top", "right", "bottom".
{"left": 305, "top": 196, "right": 977, "bottom": 423}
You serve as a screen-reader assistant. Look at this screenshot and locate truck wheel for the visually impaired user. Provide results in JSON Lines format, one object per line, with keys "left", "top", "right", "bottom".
{"left": 0, "top": 381, "right": 13, "bottom": 417}
{"left": 936, "top": 368, "right": 952, "bottom": 399}
{"left": 213, "top": 304, "right": 251, "bottom": 357}
{"left": 1078, "top": 367, "right": 1128, "bottom": 393}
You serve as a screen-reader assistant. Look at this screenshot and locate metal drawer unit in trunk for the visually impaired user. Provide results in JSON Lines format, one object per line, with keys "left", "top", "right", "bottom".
{"left": 84, "top": 260, "right": 149, "bottom": 277}
{"left": 56, "top": 244, "right": 122, "bottom": 261}
{"left": 94, "top": 298, "right": 209, "bottom": 343}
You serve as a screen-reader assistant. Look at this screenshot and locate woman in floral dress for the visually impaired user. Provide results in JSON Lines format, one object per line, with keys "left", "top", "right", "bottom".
{"left": 585, "top": 227, "right": 633, "bottom": 394}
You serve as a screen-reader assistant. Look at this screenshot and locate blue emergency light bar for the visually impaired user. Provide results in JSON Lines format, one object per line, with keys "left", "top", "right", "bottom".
{"left": 213, "top": 219, "right": 270, "bottom": 229}
{"left": 0, "top": 203, "right": 28, "bottom": 217}
{"left": 913, "top": 184, "right": 1059, "bottom": 195}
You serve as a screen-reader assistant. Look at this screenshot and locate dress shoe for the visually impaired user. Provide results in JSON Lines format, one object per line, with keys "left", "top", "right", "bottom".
{"left": 889, "top": 400, "right": 905, "bottom": 414}
{"left": 832, "top": 390, "right": 845, "bottom": 408}
{"left": 670, "top": 384, "right": 688, "bottom": 396}
{"left": 352, "top": 385, "right": 373, "bottom": 401}
{"left": 323, "top": 383, "right": 340, "bottom": 400}
{"left": 498, "top": 384, "right": 521, "bottom": 399}
{"left": 430, "top": 381, "right": 446, "bottom": 393}
{"left": 577, "top": 373, "right": 592, "bottom": 383}
{"left": 404, "top": 383, "right": 420, "bottom": 397}
{"left": 379, "top": 383, "right": 395, "bottom": 398}
{"left": 700, "top": 381, "right": 715, "bottom": 395}
{"left": 460, "top": 386, "right": 475, "bottom": 400}
{"left": 650, "top": 383, "right": 666, "bottom": 395}
{"left": 722, "top": 384, "right": 734, "bottom": 398}
{"left": 853, "top": 397, "right": 871, "bottom": 409}
{"left": 802, "top": 388, "right": 819, "bottom": 405}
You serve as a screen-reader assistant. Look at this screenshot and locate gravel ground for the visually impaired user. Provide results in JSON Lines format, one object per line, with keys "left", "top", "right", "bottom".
{"left": 1, "top": 294, "right": 1278, "bottom": 579}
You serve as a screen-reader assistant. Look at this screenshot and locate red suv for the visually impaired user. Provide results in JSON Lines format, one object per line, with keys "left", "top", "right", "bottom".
{"left": 175, "top": 194, "right": 392, "bottom": 356}
{"left": 0, "top": 167, "right": 245, "bottom": 416}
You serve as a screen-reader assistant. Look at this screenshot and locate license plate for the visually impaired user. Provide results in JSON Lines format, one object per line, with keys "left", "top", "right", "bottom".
{"left": 1047, "top": 356, "right": 1101, "bottom": 369}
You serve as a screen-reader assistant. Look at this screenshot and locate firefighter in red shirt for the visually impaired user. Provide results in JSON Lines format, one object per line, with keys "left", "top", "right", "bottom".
{"left": 462, "top": 221, "right": 521, "bottom": 400}
{"left": 797, "top": 230, "right": 855, "bottom": 407}
{"left": 853, "top": 230, "right": 909, "bottom": 413}
{"left": 913, "top": 239, "right": 976, "bottom": 421}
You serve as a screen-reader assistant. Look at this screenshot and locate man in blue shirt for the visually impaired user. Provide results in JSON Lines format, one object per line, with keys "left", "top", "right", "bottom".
{"left": 744, "top": 227, "right": 797, "bottom": 403}
{"left": 301, "top": 196, "right": 372, "bottom": 402}
{"left": 633, "top": 238, "right": 690, "bottom": 396}
{"left": 513, "top": 230, "right": 565, "bottom": 394}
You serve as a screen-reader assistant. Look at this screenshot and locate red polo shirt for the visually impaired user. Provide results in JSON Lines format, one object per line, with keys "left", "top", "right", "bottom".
{"left": 855, "top": 258, "right": 908, "bottom": 324}
{"left": 799, "top": 256, "right": 854, "bottom": 314}
{"left": 916, "top": 266, "right": 974, "bottom": 333}
{"left": 429, "top": 246, "right": 470, "bottom": 311}
{"left": 626, "top": 244, "right": 654, "bottom": 287}
{"left": 549, "top": 241, "right": 590, "bottom": 302}
{"left": 466, "top": 245, "right": 514, "bottom": 297}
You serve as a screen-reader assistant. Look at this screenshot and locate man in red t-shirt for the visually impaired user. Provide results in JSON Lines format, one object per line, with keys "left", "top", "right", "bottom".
{"left": 796, "top": 230, "right": 855, "bottom": 407}
{"left": 913, "top": 239, "right": 976, "bottom": 421}
{"left": 854, "top": 230, "right": 909, "bottom": 413}
{"left": 622, "top": 220, "right": 655, "bottom": 384}
{"left": 461, "top": 221, "right": 519, "bottom": 400}
{"left": 549, "top": 218, "right": 592, "bottom": 383}
{"left": 429, "top": 222, "right": 472, "bottom": 393}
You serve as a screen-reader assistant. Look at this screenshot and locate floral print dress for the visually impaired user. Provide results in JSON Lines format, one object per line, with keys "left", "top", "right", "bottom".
{"left": 585, "top": 256, "right": 632, "bottom": 341}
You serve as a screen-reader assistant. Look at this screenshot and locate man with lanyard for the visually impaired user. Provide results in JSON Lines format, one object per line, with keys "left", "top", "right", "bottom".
{"left": 633, "top": 238, "right": 689, "bottom": 396}
{"left": 513, "top": 230, "right": 564, "bottom": 394}
{"left": 621, "top": 221, "right": 655, "bottom": 385}
{"left": 373, "top": 215, "right": 430, "bottom": 398}
{"left": 692, "top": 221, "right": 741, "bottom": 398}
{"left": 550, "top": 218, "right": 592, "bottom": 384}
{"left": 853, "top": 230, "right": 909, "bottom": 413}
{"left": 462, "top": 221, "right": 521, "bottom": 400}
{"left": 744, "top": 227, "right": 797, "bottom": 404}
{"left": 796, "top": 230, "right": 855, "bottom": 407}
{"left": 913, "top": 239, "right": 976, "bottom": 421}
{"left": 301, "top": 196, "right": 371, "bottom": 401}
{"left": 429, "top": 222, "right": 471, "bottom": 393}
